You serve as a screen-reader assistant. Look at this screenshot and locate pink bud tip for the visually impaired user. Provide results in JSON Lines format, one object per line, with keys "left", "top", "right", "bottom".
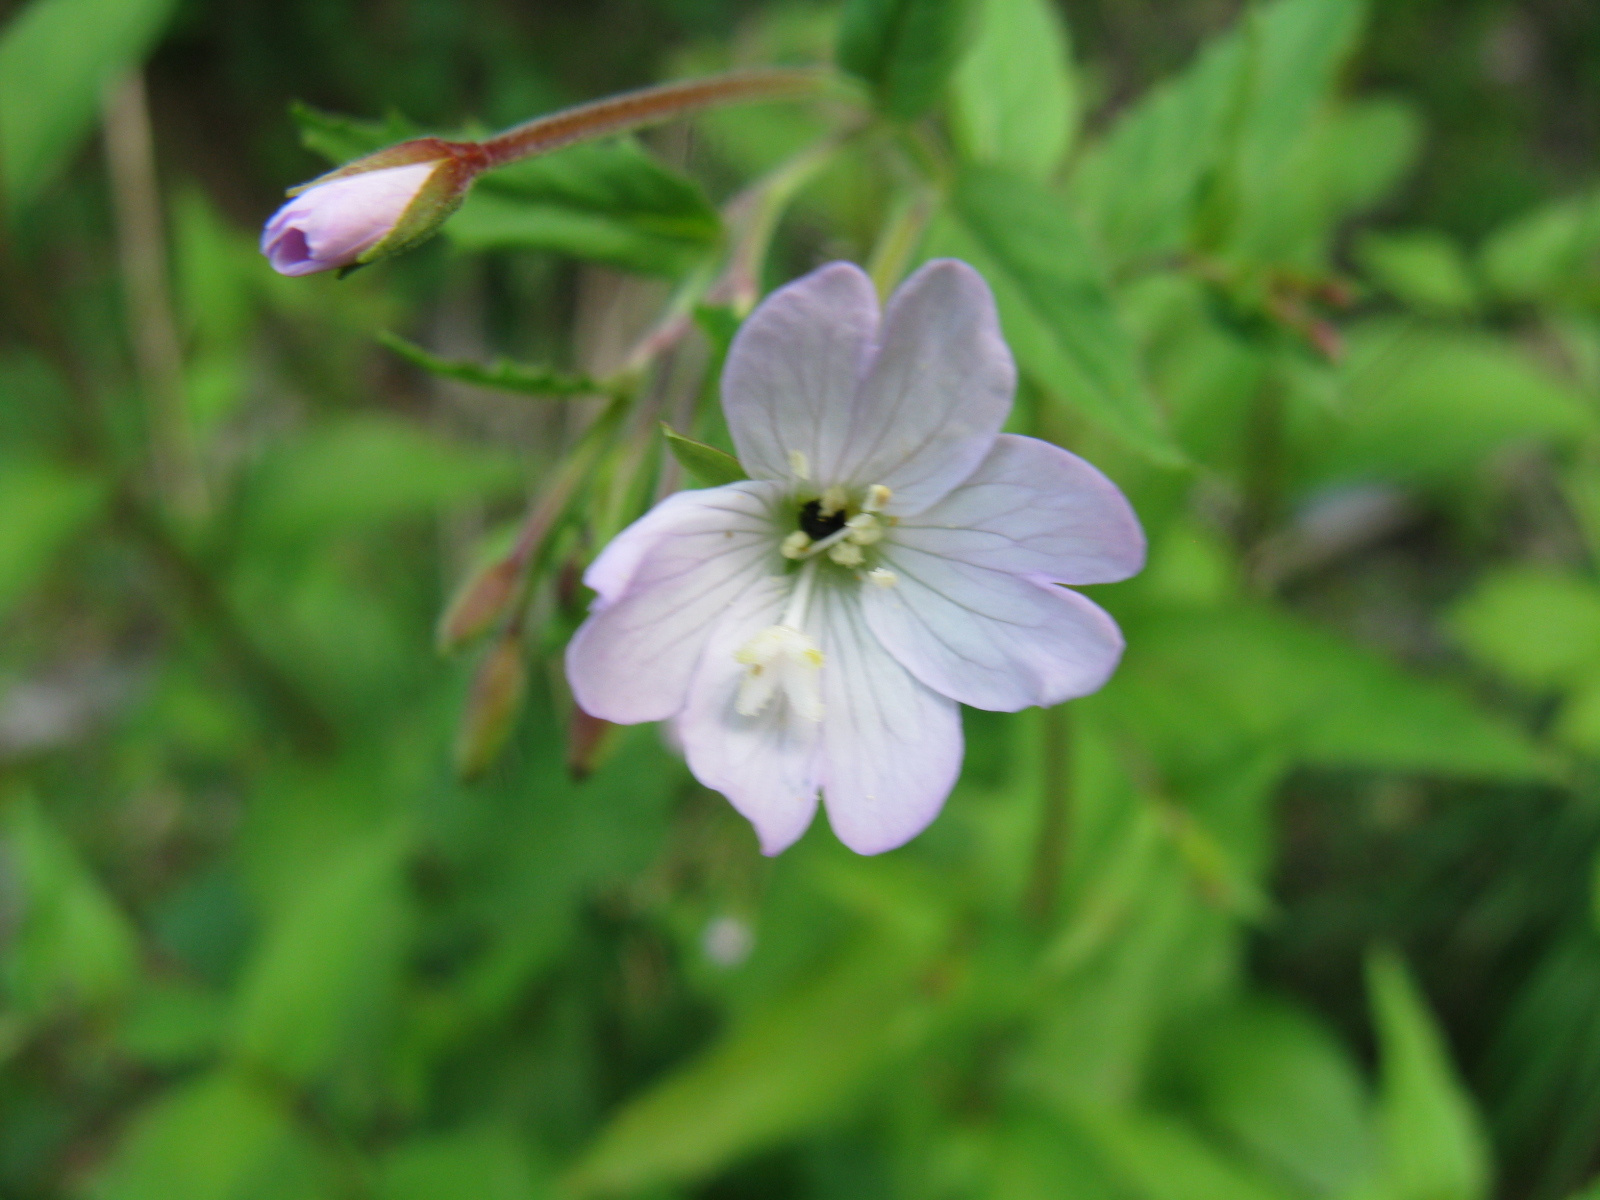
{"left": 260, "top": 161, "right": 441, "bottom": 276}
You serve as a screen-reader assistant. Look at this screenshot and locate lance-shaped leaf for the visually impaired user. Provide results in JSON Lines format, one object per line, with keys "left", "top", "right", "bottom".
{"left": 837, "top": 0, "right": 976, "bottom": 120}
{"left": 380, "top": 331, "right": 612, "bottom": 398}
{"left": 0, "top": 0, "right": 179, "bottom": 212}
{"left": 937, "top": 166, "right": 1181, "bottom": 463}
{"left": 952, "top": 0, "right": 1078, "bottom": 178}
{"left": 1365, "top": 949, "right": 1493, "bottom": 1200}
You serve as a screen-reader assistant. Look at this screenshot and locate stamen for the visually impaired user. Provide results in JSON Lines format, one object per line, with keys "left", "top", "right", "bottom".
{"left": 828, "top": 542, "right": 864, "bottom": 567}
{"left": 862, "top": 484, "right": 892, "bottom": 513}
{"left": 781, "top": 530, "right": 811, "bottom": 559}
{"left": 788, "top": 449, "right": 811, "bottom": 480}
{"left": 819, "top": 486, "right": 850, "bottom": 517}
{"left": 845, "top": 513, "right": 882, "bottom": 545}
{"left": 866, "top": 567, "right": 898, "bottom": 588}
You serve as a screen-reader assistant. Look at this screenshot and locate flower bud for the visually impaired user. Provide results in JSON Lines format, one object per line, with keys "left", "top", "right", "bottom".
{"left": 454, "top": 632, "right": 528, "bottom": 781}
{"left": 261, "top": 138, "right": 484, "bottom": 276}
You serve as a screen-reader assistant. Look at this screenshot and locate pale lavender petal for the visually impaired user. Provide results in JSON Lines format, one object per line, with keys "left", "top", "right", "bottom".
{"left": 835, "top": 260, "right": 1015, "bottom": 515}
{"left": 566, "top": 481, "right": 785, "bottom": 724}
{"left": 896, "top": 434, "right": 1145, "bottom": 585}
{"left": 721, "top": 262, "right": 880, "bottom": 486}
{"left": 862, "top": 542, "right": 1125, "bottom": 711}
{"left": 261, "top": 162, "right": 438, "bottom": 276}
{"left": 678, "top": 576, "right": 822, "bottom": 855}
{"left": 581, "top": 486, "right": 745, "bottom": 609}
{"left": 813, "top": 583, "right": 964, "bottom": 855}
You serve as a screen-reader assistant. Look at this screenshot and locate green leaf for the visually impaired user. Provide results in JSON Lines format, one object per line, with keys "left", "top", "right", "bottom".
{"left": 837, "top": 0, "right": 976, "bottom": 120}
{"left": 86, "top": 1071, "right": 315, "bottom": 1200}
{"left": 377, "top": 1127, "right": 546, "bottom": 1200}
{"left": 1305, "top": 324, "right": 1595, "bottom": 487}
{"left": 564, "top": 938, "right": 937, "bottom": 1195}
{"left": 1356, "top": 231, "right": 1479, "bottom": 315}
{"left": 239, "top": 415, "right": 525, "bottom": 540}
{"left": 0, "top": 0, "right": 178, "bottom": 212}
{"left": 229, "top": 831, "right": 410, "bottom": 1083}
{"left": 1175, "top": 996, "right": 1375, "bottom": 1195}
{"left": 952, "top": 0, "right": 1077, "bottom": 178}
{"left": 1363, "top": 949, "right": 1492, "bottom": 1200}
{"left": 0, "top": 460, "right": 105, "bottom": 620}
{"left": 940, "top": 166, "right": 1181, "bottom": 463}
{"left": 450, "top": 139, "right": 721, "bottom": 276}
{"left": 1448, "top": 568, "right": 1600, "bottom": 691}
{"left": 662, "top": 425, "right": 748, "bottom": 488}
{"left": 1068, "top": 0, "right": 1367, "bottom": 265}
{"left": 1, "top": 794, "right": 139, "bottom": 1015}
{"left": 1109, "top": 606, "right": 1552, "bottom": 782}
{"left": 290, "top": 101, "right": 416, "bottom": 165}
{"left": 1479, "top": 185, "right": 1600, "bottom": 305}
{"left": 379, "top": 331, "right": 611, "bottom": 398}
{"left": 1073, "top": 1106, "right": 1302, "bottom": 1200}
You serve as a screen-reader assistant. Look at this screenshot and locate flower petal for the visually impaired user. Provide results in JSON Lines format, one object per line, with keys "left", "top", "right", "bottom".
{"left": 566, "top": 481, "right": 785, "bottom": 724}
{"left": 835, "top": 259, "right": 1015, "bottom": 515}
{"left": 722, "top": 262, "right": 880, "bottom": 487}
{"left": 678, "top": 576, "right": 822, "bottom": 855}
{"left": 813, "top": 583, "right": 964, "bottom": 855}
{"left": 262, "top": 162, "right": 438, "bottom": 275}
{"left": 895, "top": 434, "right": 1145, "bottom": 585}
{"left": 863, "top": 542, "right": 1126, "bottom": 711}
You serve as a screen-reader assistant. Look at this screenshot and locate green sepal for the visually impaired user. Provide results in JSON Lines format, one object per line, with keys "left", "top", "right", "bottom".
{"left": 358, "top": 158, "right": 476, "bottom": 264}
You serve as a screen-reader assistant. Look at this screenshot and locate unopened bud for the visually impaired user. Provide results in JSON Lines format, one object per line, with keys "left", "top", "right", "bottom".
{"left": 437, "top": 554, "right": 523, "bottom": 653}
{"left": 261, "top": 138, "right": 485, "bottom": 276}
{"left": 454, "top": 633, "right": 527, "bottom": 781}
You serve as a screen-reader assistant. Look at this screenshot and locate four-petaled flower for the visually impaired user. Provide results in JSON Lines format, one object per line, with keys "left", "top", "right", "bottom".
{"left": 566, "top": 260, "right": 1145, "bottom": 855}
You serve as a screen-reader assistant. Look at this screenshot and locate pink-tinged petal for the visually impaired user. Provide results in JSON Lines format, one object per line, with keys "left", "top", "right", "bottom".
{"left": 678, "top": 576, "right": 822, "bottom": 855}
{"left": 566, "top": 481, "right": 785, "bottom": 724}
{"left": 813, "top": 583, "right": 964, "bottom": 855}
{"left": 722, "top": 262, "right": 880, "bottom": 485}
{"left": 896, "top": 434, "right": 1145, "bottom": 585}
{"left": 863, "top": 543, "right": 1125, "bottom": 711}
{"left": 261, "top": 162, "right": 439, "bottom": 276}
{"left": 836, "top": 260, "right": 1015, "bottom": 515}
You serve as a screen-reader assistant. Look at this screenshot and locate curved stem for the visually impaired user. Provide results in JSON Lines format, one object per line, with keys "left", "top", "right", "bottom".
{"left": 480, "top": 68, "right": 832, "bottom": 169}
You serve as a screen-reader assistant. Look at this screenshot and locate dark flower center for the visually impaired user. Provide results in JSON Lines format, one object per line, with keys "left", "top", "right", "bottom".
{"left": 798, "top": 499, "right": 847, "bottom": 541}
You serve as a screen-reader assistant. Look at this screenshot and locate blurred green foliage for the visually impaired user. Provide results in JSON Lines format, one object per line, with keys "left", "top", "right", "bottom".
{"left": 2, "top": 0, "right": 1600, "bottom": 1197}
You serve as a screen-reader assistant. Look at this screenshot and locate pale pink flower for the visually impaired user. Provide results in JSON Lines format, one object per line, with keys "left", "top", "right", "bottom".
{"left": 261, "top": 161, "right": 442, "bottom": 276}
{"left": 566, "top": 260, "right": 1145, "bottom": 855}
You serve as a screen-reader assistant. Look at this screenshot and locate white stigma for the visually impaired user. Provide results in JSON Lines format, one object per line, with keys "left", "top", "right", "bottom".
{"left": 734, "top": 557, "right": 825, "bottom": 721}
{"left": 734, "top": 624, "right": 824, "bottom": 721}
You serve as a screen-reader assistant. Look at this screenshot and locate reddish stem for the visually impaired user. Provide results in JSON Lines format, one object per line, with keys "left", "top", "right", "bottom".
{"left": 478, "top": 68, "right": 828, "bottom": 168}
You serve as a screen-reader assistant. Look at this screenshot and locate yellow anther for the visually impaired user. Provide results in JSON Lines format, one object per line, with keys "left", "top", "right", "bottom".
{"left": 781, "top": 531, "right": 811, "bottom": 559}
{"left": 863, "top": 484, "right": 892, "bottom": 513}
